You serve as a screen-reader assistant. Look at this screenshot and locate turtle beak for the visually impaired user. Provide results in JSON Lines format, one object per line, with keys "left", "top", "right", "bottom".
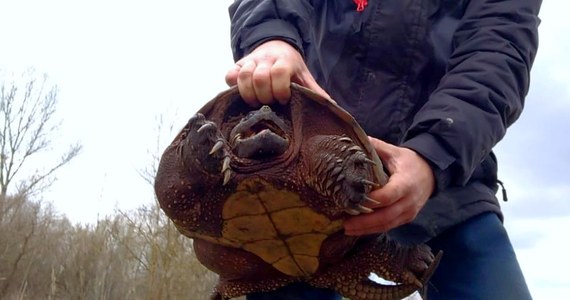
{"left": 230, "top": 106, "right": 290, "bottom": 159}
{"left": 233, "top": 129, "right": 289, "bottom": 158}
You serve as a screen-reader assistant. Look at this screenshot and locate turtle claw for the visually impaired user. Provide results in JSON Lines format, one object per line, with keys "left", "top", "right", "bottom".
{"left": 210, "top": 140, "right": 225, "bottom": 155}
{"left": 364, "top": 196, "right": 380, "bottom": 206}
{"left": 197, "top": 121, "right": 216, "bottom": 133}
{"left": 361, "top": 179, "right": 380, "bottom": 188}
{"left": 414, "top": 278, "right": 423, "bottom": 288}
{"left": 364, "top": 158, "right": 376, "bottom": 165}
{"left": 223, "top": 169, "right": 232, "bottom": 186}
{"left": 357, "top": 204, "right": 373, "bottom": 214}
{"left": 348, "top": 145, "right": 362, "bottom": 153}
{"left": 345, "top": 204, "right": 373, "bottom": 216}
{"left": 344, "top": 204, "right": 374, "bottom": 216}
{"left": 222, "top": 156, "right": 231, "bottom": 173}
{"left": 222, "top": 156, "right": 232, "bottom": 185}
{"left": 345, "top": 208, "right": 360, "bottom": 216}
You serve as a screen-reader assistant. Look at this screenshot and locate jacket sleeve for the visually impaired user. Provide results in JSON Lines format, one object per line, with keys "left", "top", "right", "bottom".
{"left": 228, "top": 0, "right": 315, "bottom": 61}
{"left": 402, "top": 0, "right": 542, "bottom": 190}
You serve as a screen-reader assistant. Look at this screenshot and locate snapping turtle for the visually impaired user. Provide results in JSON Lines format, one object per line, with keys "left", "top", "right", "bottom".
{"left": 154, "top": 84, "right": 441, "bottom": 300}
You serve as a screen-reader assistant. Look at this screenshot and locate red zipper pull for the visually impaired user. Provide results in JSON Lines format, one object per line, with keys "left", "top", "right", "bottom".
{"left": 353, "top": 0, "right": 368, "bottom": 12}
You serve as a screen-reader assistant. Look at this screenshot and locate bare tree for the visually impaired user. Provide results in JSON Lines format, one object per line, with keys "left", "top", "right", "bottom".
{"left": 0, "top": 81, "right": 219, "bottom": 298}
{"left": 137, "top": 113, "right": 219, "bottom": 298}
{"left": 138, "top": 113, "right": 180, "bottom": 187}
{"left": 0, "top": 69, "right": 81, "bottom": 210}
{"left": 0, "top": 68, "right": 81, "bottom": 297}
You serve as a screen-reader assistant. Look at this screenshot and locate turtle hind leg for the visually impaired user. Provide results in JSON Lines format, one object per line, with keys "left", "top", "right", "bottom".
{"left": 211, "top": 277, "right": 297, "bottom": 300}
{"left": 339, "top": 280, "right": 421, "bottom": 300}
{"left": 309, "top": 236, "right": 442, "bottom": 300}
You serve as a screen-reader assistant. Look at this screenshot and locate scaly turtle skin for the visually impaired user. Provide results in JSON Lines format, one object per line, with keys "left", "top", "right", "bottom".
{"left": 154, "top": 84, "right": 442, "bottom": 300}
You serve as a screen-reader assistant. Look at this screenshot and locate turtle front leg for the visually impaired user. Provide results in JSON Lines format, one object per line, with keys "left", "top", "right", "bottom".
{"left": 303, "top": 135, "right": 381, "bottom": 216}
{"left": 155, "top": 113, "right": 232, "bottom": 232}
{"left": 309, "top": 236, "right": 442, "bottom": 300}
{"left": 179, "top": 113, "right": 232, "bottom": 185}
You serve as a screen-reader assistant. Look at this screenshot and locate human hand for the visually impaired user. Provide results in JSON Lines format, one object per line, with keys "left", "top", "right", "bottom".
{"left": 344, "top": 138, "right": 435, "bottom": 235}
{"left": 225, "top": 40, "right": 329, "bottom": 106}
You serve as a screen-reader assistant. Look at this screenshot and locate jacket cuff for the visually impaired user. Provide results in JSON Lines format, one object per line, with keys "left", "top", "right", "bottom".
{"left": 233, "top": 19, "right": 304, "bottom": 60}
{"left": 402, "top": 133, "right": 455, "bottom": 193}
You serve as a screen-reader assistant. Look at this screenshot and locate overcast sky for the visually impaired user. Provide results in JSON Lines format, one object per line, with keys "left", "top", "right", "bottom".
{"left": 1, "top": 1, "right": 568, "bottom": 298}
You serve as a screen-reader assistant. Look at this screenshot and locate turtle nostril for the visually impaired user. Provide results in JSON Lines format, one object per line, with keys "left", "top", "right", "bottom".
{"left": 260, "top": 105, "right": 272, "bottom": 113}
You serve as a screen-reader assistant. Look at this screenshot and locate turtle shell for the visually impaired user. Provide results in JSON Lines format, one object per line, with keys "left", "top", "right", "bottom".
{"left": 154, "top": 84, "right": 439, "bottom": 300}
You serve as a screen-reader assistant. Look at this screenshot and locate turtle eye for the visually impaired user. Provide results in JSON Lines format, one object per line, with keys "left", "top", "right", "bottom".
{"left": 245, "top": 110, "right": 257, "bottom": 119}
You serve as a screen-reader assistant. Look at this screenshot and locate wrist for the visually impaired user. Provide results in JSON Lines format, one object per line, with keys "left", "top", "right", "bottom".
{"left": 402, "top": 133, "right": 454, "bottom": 193}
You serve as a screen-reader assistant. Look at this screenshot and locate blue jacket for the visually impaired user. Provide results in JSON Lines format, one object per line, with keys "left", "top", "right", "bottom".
{"left": 228, "top": 0, "right": 541, "bottom": 243}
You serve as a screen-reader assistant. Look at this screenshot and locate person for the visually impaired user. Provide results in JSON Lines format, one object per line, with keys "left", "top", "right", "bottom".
{"left": 224, "top": 0, "right": 542, "bottom": 299}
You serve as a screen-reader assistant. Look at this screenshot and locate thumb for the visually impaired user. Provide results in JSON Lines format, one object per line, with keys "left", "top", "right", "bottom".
{"left": 368, "top": 137, "right": 397, "bottom": 171}
{"left": 368, "top": 137, "right": 396, "bottom": 158}
{"left": 305, "top": 78, "right": 330, "bottom": 100}
{"left": 295, "top": 70, "right": 331, "bottom": 100}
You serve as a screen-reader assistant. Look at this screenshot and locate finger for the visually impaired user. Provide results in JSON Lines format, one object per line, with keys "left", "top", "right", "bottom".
{"left": 368, "top": 137, "right": 398, "bottom": 162}
{"left": 225, "top": 64, "right": 240, "bottom": 86}
{"left": 237, "top": 60, "right": 258, "bottom": 106}
{"left": 366, "top": 175, "right": 406, "bottom": 208}
{"left": 344, "top": 203, "right": 406, "bottom": 235}
{"left": 270, "top": 59, "right": 292, "bottom": 104}
{"left": 252, "top": 62, "right": 273, "bottom": 104}
{"left": 300, "top": 71, "right": 331, "bottom": 100}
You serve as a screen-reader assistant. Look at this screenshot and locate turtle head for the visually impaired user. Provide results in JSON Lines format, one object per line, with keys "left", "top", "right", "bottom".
{"left": 229, "top": 105, "right": 291, "bottom": 160}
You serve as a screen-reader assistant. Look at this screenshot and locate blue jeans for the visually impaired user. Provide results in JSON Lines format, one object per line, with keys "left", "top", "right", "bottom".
{"left": 246, "top": 212, "right": 531, "bottom": 300}
{"left": 426, "top": 212, "right": 531, "bottom": 299}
